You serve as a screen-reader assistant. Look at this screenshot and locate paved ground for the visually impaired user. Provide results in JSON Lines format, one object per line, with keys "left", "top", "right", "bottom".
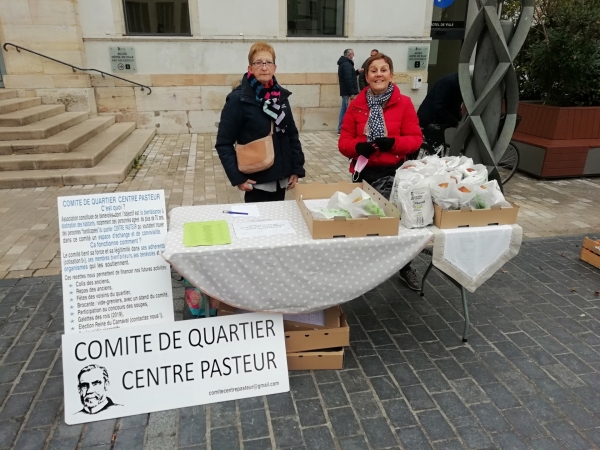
{"left": 0, "top": 234, "right": 599, "bottom": 449}
{"left": 1, "top": 132, "right": 599, "bottom": 279}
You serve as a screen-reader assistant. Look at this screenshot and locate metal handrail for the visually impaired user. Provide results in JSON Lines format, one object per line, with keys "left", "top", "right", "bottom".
{"left": 2, "top": 42, "right": 151, "bottom": 94}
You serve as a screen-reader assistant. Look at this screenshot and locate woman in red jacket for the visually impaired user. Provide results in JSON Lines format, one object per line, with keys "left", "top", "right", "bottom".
{"left": 339, "top": 53, "right": 422, "bottom": 182}
{"left": 338, "top": 53, "right": 423, "bottom": 290}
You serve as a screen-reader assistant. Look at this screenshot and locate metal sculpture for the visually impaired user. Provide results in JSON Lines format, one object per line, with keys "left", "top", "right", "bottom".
{"left": 450, "top": 0, "right": 534, "bottom": 188}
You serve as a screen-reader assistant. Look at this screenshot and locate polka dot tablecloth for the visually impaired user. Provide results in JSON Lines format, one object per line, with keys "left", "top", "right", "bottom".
{"left": 163, "top": 201, "right": 433, "bottom": 313}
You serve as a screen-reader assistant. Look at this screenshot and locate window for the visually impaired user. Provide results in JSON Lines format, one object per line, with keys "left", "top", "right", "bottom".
{"left": 124, "top": 0, "right": 191, "bottom": 35}
{"left": 287, "top": 0, "right": 344, "bottom": 36}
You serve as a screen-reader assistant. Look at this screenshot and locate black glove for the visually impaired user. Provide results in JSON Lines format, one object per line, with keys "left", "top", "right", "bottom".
{"left": 375, "top": 137, "right": 395, "bottom": 152}
{"left": 355, "top": 142, "right": 376, "bottom": 158}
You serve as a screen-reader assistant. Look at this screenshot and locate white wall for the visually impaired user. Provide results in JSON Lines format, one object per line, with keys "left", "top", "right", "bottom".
{"left": 79, "top": 0, "right": 115, "bottom": 36}
{"left": 83, "top": 39, "right": 429, "bottom": 74}
{"left": 353, "top": 0, "right": 430, "bottom": 37}
{"left": 198, "top": 0, "right": 280, "bottom": 37}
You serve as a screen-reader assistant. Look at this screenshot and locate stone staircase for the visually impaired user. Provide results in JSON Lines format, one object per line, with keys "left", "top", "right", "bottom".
{"left": 0, "top": 89, "right": 155, "bottom": 188}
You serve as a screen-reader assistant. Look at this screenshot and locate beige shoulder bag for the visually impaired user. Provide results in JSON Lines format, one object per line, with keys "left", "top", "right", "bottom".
{"left": 235, "top": 122, "right": 275, "bottom": 174}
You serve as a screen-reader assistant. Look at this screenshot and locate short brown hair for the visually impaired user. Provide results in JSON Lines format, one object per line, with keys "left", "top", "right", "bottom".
{"left": 365, "top": 53, "right": 394, "bottom": 73}
{"left": 248, "top": 42, "right": 276, "bottom": 65}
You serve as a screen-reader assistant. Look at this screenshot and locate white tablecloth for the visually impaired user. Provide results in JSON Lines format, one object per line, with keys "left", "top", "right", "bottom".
{"left": 430, "top": 224, "right": 523, "bottom": 293}
{"left": 163, "top": 201, "right": 433, "bottom": 313}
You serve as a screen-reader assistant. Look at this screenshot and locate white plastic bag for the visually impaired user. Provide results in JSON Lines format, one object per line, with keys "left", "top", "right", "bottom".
{"left": 460, "top": 163, "right": 488, "bottom": 184}
{"left": 440, "top": 156, "right": 473, "bottom": 169}
{"left": 456, "top": 183, "right": 476, "bottom": 208}
{"left": 391, "top": 171, "right": 423, "bottom": 209}
{"left": 470, "top": 180, "right": 511, "bottom": 209}
{"left": 429, "top": 174, "right": 459, "bottom": 210}
{"left": 397, "top": 177, "right": 434, "bottom": 228}
{"left": 327, "top": 188, "right": 386, "bottom": 218}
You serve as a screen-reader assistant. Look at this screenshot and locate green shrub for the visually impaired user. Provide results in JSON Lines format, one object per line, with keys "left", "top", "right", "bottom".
{"left": 507, "top": 0, "right": 600, "bottom": 106}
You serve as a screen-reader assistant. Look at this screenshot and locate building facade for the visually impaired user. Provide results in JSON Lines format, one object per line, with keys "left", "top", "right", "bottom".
{"left": 0, "top": 0, "right": 435, "bottom": 134}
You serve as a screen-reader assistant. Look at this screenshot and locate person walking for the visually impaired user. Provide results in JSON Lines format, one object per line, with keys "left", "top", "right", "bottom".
{"left": 337, "top": 49, "right": 363, "bottom": 134}
{"left": 358, "top": 49, "right": 379, "bottom": 92}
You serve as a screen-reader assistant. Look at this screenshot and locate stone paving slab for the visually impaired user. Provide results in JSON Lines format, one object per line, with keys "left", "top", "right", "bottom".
{"left": 0, "top": 234, "right": 599, "bottom": 449}
{"left": 0, "top": 132, "right": 599, "bottom": 279}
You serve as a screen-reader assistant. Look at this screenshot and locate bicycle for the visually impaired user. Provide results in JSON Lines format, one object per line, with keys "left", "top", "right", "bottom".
{"left": 416, "top": 115, "right": 521, "bottom": 185}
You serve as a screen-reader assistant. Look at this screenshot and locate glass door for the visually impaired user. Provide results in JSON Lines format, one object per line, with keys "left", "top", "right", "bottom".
{"left": 428, "top": 0, "right": 469, "bottom": 88}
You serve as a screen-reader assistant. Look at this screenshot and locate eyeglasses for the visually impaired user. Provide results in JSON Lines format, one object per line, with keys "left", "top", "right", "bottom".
{"left": 251, "top": 61, "right": 275, "bottom": 67}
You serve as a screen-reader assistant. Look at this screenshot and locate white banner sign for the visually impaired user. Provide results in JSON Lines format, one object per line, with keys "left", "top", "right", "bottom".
{"left": 62, "top": 313, "right": 289, "bottom": 424}
{"left": 58, "top": 190, "right": 174, "bottom": 334}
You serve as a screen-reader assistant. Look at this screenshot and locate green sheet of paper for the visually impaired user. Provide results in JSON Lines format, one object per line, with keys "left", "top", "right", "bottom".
{"left": 183, "top": 220, "right": 231, "bottom": 247}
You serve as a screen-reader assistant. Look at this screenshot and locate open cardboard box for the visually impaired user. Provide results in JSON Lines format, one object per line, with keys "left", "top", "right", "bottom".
{"left": 433, "top": 202, "right": 519, "bottom": 229}
{"left": 580, "top": 237, "right": 600, "bottom": 269}
{"left": 287, "top": 348, "right": 344, "bottom": 371}
{"left": 295, "top": 182, "right": 400, "bottom": 239}
{"left": 285, "top": 307, "right": 349, "bottom": 353}
{"left": 218, "top": 304, "right": 350, "bottom": 353}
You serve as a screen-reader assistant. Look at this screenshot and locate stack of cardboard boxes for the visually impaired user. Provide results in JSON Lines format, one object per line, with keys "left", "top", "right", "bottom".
{"left": 219, "top": 304, "right": 350, "bottom": 370}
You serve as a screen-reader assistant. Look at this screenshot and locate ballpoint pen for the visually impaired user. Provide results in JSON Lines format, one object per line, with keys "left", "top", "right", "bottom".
{"left": 223, "top": 211, "right": 249, "bottom": 215}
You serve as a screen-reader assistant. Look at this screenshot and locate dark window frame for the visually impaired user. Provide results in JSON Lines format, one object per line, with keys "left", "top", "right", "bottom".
{"left": 123, "top": 0, "right": 192, "bottom": 36}
{"left": 287, "top": 0, "right": 346, "bottom": 38}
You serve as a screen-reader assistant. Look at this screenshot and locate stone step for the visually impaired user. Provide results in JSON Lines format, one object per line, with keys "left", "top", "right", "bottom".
{"left": 0, "top": 112, "right": 88, "bottom": 141}
{"left": 0, "top": 104, "right": 66, "bottom": 127}
{"left": 0, "top": 129, "right": 156, "bottom": 188}
{"left": 0, "top": 90, "right": 18, "bottom": 101}
{"left": 0, "top": 116, "right": 115, "bottom": 155}
{"left": 0, "top": 97, "right": 41, "bottom": 115}
{"left": 0, "top": 122, "right": 136, "bottom": 171}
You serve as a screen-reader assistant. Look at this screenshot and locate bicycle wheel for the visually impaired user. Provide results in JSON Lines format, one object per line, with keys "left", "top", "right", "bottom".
{"left": 498, "top": 143, "right": 519, "bottom": 185}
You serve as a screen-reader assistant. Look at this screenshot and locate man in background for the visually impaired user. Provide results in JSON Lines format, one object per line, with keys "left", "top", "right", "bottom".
{"left": 337, "top": 49, "right": 363, "bottom": 134}
{"left": 417, "top": 72, "right": 463, "bottom": 131}
{"left": 358, "top": 49, "right": 379, "bottom": 91}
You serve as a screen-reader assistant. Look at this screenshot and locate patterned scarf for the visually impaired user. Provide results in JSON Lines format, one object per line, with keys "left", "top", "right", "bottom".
{"left": 366, "top": 82, "right": 394, "bottom": 142}
{"left": 246, "top": 72, "right": 287, "bottom": 132}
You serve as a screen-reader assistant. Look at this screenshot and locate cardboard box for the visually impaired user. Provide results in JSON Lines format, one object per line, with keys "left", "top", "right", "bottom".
{"left": 295, "top": 182, "right": 400, "bottom": 239}
{"left": 433, "top": 202, "right": 519, "bottom": 229}
{"left": 284, "top": 306, "right": 341, "bottom": 331}
{"left": 218, "top": 302, "right": 339, "bottom": 330}
{"left": 217, "top": 304, "right": 350, "bottom": 353}
{"left": 580, "top": 237, "right": 600, "bottom": 269}
{"left": 287, "top": 348, "right": 345, "bottom": 370}
{"left": 285, "top": 308, "right": 349, "bottom": 353}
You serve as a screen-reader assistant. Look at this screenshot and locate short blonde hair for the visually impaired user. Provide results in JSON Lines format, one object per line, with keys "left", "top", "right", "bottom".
{"left": 248, "top": 42, "right": 276, "bottom": 65}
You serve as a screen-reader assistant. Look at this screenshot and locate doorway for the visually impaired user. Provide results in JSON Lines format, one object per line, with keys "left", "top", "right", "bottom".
{"left": 428, "top": 0, "right": 469, "bottom": 89}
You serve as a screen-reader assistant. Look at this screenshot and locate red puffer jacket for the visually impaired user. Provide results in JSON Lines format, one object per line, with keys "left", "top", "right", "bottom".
{"left": 338, "top": 84, "right": 422, "bottom": 173}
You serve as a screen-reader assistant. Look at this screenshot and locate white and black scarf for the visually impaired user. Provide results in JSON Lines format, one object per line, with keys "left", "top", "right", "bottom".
{"left": 366, "top": 83, "right": 394, "bottom": 142}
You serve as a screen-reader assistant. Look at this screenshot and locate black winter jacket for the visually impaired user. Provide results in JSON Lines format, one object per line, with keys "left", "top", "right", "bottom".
{"left": 337, "top": 56, "right": 359, "bottom": 96}
{"left": 215, "top": 76, "right": 306, "bottom": 187}
{"left": 358, "top": 58, "right": 369, "bottom": 92}
{"left": 417, "top": 72, "right": 463, "bottom": 129}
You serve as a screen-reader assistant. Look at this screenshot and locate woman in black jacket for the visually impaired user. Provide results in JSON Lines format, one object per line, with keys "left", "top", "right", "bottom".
{"left": 215, "top": 42, "right": 305, "bottom": 203}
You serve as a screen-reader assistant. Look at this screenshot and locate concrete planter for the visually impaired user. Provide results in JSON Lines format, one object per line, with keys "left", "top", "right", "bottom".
{"left": 512, "top": 102, "right": 600, "bottom": 178}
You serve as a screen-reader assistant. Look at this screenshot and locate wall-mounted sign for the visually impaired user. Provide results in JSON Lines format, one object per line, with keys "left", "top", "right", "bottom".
{"left": 62, "top": 313, "right": 289, "bottom": 424}
{"left": 432, "top": 21, "right": 466, "bottom": 28}
{"left": 407, "top": 46, "right": 429, "bottom": 70}
{"left": 109, "top": 47, "right": 137, "bottom": 73}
